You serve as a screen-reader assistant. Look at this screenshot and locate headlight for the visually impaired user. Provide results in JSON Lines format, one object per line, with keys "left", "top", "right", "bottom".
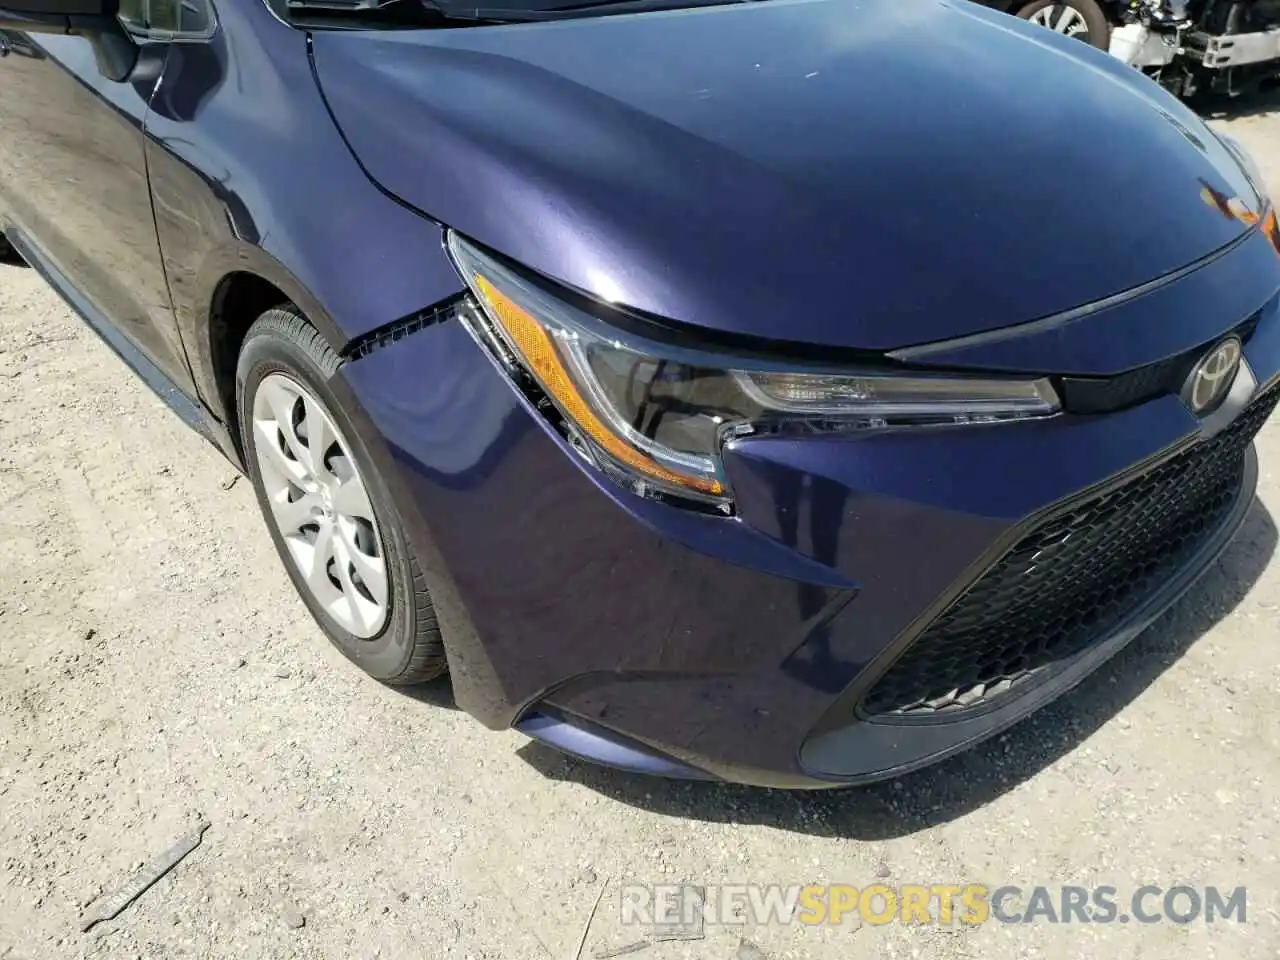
{"left": 1217, "top": 133, "right": 1270, "bottom": 208}
{"left": 447, "top": 233, "right": 1059, "bottom": 510}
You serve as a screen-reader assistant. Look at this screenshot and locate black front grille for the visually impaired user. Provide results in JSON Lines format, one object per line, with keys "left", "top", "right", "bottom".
{"left": 862, "top": 384, "right": 1280, "bottom": 719}
{"left": 1058, "top": 315, "right": 1258, "bottom": 415}
{"left": 1058, "top": 353, "right": 1191, "bottom": 414}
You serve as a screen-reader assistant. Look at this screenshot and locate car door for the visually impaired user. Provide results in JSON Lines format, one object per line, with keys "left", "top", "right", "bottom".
{"left": 0, "top": 7, "right": 196, "bottom": 394}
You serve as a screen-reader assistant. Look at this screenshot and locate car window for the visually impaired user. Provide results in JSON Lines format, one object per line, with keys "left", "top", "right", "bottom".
{"left": 129, "top": 0, "right": 215, "bottom": 36}
{"left": 116, "top": 0, "right": 148, "bottom": 30}
{"left": 150, "top": 0, "right": 213, "bottom": 33}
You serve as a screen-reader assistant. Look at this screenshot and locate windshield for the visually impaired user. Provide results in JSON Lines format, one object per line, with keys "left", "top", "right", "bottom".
{"left": 284, "top": 0, "right": 751, "bottom": 28}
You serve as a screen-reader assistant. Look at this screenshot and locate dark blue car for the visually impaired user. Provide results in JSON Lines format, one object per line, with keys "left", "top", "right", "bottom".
{"left": 2, "top": 0, "right": 1278, "bottom": 787}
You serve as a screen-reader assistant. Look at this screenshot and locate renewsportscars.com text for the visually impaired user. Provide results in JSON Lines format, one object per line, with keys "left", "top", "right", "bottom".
{"left": 620, "top": 883, "right": 1247, "bottom": 927}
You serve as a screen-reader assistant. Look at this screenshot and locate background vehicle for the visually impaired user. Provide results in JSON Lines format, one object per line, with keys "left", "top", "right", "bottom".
{"left": 979, "top": 0, "right": 1114, "bottom": 48}
{"left": 1108, "top": 0, "right": 1280, "bottom": 98}
{"left": 984, "top": 0, "right": 1280, "bottom": 98}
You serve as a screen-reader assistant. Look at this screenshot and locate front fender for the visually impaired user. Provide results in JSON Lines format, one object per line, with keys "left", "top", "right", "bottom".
{"left": 140, "top": 6, "right": 465, "bottom": 427}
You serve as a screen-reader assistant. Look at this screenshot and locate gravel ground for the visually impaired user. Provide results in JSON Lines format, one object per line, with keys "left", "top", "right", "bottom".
{"left": 3, "top": 90, "right": 1280, "bottom": 960}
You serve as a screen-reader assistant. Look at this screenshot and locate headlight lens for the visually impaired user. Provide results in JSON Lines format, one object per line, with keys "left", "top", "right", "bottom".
{"left": 447, "top": 233, "right": 1059, "bottom": 509}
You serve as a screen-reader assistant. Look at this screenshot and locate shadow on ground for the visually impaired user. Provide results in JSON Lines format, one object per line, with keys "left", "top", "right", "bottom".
{"left": 518, "top": 498, "right": 1277, "bottom": 840}
{"left": 1195, "top": 81, "right": 1280, "bottom": 119}
{"left": 390, "top": 673, "right": 459, "bottom": 710}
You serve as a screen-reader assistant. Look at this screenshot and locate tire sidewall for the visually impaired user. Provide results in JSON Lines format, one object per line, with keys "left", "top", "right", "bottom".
{"left": 236, "top": 315, "right": 420, "bottom": 680}
{"left": 1015, "top": 0, "right": 1112, "bottom": 49}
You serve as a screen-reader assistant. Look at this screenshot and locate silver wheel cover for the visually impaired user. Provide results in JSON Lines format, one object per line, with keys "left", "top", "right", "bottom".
{"left": 252, "top": 372, "right": 389, "bottom": 638}
{"left": 1029, "top": 4, "right": 1091, "bottom": 39}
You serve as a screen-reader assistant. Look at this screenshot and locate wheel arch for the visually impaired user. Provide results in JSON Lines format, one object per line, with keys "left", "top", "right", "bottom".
{"left": 208, "top": 272, "right": 291, "bottom": 463}
{"left": 978, "top": 0, "right": 1025, "bottom": 12}
{"left": 188, "top": 244, "right": 353, "bottom": 465}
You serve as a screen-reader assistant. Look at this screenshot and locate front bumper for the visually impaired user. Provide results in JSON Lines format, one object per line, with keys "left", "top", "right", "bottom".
{"left": 339, "top": 226, "right": 1280, "bottom": 789}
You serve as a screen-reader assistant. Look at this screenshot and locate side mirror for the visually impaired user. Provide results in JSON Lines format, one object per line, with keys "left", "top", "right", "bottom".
{"left": 0, "top": 0, "right": 139, "bottom": 82}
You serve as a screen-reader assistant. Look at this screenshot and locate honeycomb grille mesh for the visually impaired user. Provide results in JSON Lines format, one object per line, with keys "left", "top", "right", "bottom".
{"left": 862, "top": 385, "right": 1280, "bottom": 718}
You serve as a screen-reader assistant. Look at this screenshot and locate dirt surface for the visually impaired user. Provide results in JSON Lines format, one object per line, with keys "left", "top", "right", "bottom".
{"left": 3, "top": 92, "right": 1280, "bottom": 960}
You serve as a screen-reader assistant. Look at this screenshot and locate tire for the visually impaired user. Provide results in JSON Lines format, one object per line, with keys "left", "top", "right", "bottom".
{"left": 236, "top": 305, "right": 447, "bottom": 684}
{"left": 0, "top": 235, "right": 22, "bottom": 264}
{"left": 1013, "top": 0, "right": 1111, "bottom": 49}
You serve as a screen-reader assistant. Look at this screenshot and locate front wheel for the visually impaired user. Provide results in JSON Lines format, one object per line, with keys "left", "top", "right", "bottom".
{"left": 237, "top": 306, "right": 447, "bottom": 684}
{"left": 1013, "top": 0, "right": 1111, "bottom": 49}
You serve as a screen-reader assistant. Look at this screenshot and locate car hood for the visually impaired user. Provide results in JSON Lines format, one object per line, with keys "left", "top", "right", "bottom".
{"left": 311, "top": 0, "right": 1260, "bottom": 352}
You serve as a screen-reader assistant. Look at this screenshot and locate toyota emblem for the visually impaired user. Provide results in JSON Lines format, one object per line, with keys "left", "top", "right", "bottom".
{"left": 1182, "top": 336, "right": 1242, "bottom": 416}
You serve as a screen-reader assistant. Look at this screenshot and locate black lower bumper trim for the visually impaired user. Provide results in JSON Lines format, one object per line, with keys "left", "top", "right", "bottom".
{"left": 799, "top": 446, "right": 1258, "bottom": 783}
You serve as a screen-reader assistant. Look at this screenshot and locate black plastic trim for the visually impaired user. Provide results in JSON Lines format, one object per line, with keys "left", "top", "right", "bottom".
{"left": 799, "top": 447, "right": 1258, "bottom": 782}
{"left": 889, "top": 225, "right": 1262, "bottom": 362}
{"left": 802, "top": 366, "right": 1278, "bottom": 749}
{"left": 342, "top": 293, "right": 465, "bottom": 361}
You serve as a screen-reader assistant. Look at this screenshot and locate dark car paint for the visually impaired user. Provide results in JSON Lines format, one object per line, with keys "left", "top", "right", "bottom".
{"left": 0, "top": 35, "right": 195, "bottom": 391}
{"left": 894, "top": 226, "right": 1280, "bottom": 374}
{"left": 1, "top": 5, "right": 468, "bottom": 454}
{"left": 2, "top": 0, "right": 1279, "bottom": 787}
{"left": 310, "top": 0, "right": 1255, "bottom": 353}
{"left": 142, "top": 19, "right": 467, "bottom": 431}
{"left": 338, "top": 280, "right": 1278, "bottom": 785}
